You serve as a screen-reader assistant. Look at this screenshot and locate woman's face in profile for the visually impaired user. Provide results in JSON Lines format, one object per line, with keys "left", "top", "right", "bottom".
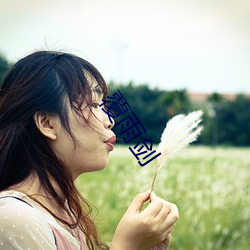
{"left": 51, "top": 77, "right": 115, "bottom": 179}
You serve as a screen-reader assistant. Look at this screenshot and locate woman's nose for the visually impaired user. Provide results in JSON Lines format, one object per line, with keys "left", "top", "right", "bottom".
{"left": 104, "top": 113, "right": 115, "bottom": 129}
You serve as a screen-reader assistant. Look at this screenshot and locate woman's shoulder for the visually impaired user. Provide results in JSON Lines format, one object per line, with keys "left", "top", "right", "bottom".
{"left": 0, "top": 190, "right": 33, "bottom": 211}
{"left": 0, "top": 190, "right": 54, "bottom": 227}
{"left": 0, "top": 190, "right": 56, "bottom": 249}
{"left": 0, "top": 190, "right": 43, "bottom": 216}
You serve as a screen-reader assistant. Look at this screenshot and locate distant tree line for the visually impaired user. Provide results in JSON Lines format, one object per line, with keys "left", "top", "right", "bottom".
{"left": 0, "top": 53, "right": 10, "bottom": 84}
{"left": 108, "top": 82, "right": 250, "bottom": 147}
{"left": 0, "top": 53, "right": 249, "bottom": 146}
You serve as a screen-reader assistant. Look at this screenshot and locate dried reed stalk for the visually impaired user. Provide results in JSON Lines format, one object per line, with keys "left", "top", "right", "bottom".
{"left": 151, "top": 110, "right": 203, "bottom": 191}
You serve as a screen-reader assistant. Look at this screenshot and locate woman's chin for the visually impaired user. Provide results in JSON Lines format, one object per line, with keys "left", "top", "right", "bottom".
{"left": 83, "top": 161, "right": 109, "bottom": 173}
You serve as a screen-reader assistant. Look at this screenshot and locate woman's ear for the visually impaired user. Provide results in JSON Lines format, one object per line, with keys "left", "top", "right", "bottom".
{"left": 33, "top": 112, "right": 58, "bottom": 140}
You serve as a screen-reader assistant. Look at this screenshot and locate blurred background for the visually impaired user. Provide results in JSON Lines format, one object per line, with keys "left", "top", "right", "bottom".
{"left": 1, "top": 0, "right": 250, "bottom": 249}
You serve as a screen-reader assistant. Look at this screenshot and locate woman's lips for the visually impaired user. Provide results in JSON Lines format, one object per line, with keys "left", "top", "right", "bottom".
{"left": 105, "top": 142, "right": 114, "bottom": 150}
{"left": 105, "top": 135, "right": 116, "bottom": 151}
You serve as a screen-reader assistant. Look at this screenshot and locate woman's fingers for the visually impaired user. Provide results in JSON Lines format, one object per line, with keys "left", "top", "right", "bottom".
{"left": 163, "top": 202, "right": 179, "bottom": 227}
{"left": 143, "top": 197, "right": 164, "bottom": 217}
{"left": 127, "top": 189, "right": 151, "bottom": 213}
{"left": 144, "top": 192, "right": 171, "bottom": 219}
{"left": 111, "top": 191, "right": 179, "bottom": 250}
{"left": 150, "top": 191, "right": 157, "bottom": 202}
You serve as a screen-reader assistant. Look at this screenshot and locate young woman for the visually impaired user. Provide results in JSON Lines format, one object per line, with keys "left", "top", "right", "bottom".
{"left": 0, "top": 51, "right": 179, "bottom": 250}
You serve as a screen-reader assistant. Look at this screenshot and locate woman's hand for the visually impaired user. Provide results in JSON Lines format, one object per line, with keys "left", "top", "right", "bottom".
{"left": 149, "top": 234, "right": 171, "bottom": 250}
{"left": 110, "top": 190, "right": 179, "bottom": 250}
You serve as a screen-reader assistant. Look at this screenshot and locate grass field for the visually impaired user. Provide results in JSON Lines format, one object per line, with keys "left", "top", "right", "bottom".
{"left": 76, "top": 146, "right": 250, "bottom": 250}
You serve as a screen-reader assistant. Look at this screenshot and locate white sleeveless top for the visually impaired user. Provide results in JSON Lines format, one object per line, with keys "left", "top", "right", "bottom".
{"left": 0, "top": 190, "right": 88, "bottom": 250}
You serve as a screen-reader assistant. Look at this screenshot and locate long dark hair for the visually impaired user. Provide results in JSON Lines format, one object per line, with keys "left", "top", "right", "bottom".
{"left": 0, "top": 51, "right": 108, "bottom": 249}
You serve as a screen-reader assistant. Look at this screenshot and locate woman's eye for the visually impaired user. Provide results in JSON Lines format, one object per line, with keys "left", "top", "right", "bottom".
{"left": 91, "top": 103, "right": 101, "bottom": 108}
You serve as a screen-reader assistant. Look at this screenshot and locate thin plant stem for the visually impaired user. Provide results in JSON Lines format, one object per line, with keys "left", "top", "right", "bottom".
{"left": 151, "top": 171, "right": 158, "bottom": 192}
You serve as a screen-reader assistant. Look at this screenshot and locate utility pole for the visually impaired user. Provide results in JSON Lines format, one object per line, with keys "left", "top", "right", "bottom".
{"left": 208, "top": 101, "right": 218, "bottom": 148}
{"left": 112, "top": 40, "right": 128, "bottom": 83}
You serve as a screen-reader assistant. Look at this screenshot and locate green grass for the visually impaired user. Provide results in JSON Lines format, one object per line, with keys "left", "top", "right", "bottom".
{"left": 75, "top": 146, "right": 250, "bottom": 250}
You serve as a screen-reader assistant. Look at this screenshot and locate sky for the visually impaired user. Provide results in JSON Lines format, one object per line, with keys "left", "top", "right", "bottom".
{"left": 0, "top": 0, "right": 250, "bottom": 93}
